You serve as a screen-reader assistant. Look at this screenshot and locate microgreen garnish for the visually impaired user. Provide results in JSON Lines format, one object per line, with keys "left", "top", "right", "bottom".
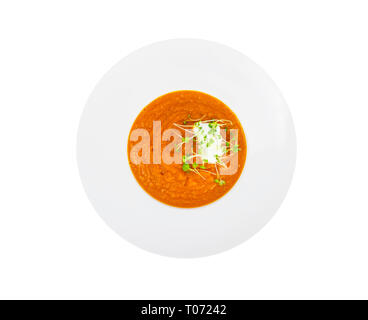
{"left": 208, "top": 121, "right": 217, "bottom": 128}
{"left": 172, "top": 118, "right": 239, "bottom": 185}
{"left": 182, "top": 163, "right": 190, "bottom": 172}
{"left": 214, "top": 178, "right": 225, "bottom": 186}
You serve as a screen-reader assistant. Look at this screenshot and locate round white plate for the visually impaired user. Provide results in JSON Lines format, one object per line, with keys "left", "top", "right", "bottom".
{"left": 77, "top": 39, "right": 296, "bottom": 258}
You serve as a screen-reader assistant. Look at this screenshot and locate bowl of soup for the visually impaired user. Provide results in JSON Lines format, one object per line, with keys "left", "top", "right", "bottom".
{"left": 77, "top": 39, "right": 296, "bottom": 258}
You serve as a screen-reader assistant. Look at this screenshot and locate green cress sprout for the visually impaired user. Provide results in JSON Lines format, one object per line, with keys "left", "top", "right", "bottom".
{"left": 173, "top": 117, "right": 237, "bottom": 185}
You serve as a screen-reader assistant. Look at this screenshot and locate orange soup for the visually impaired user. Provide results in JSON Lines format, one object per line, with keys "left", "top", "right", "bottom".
{"left": 127, "top": 90, "right": 246, "bottom": 208}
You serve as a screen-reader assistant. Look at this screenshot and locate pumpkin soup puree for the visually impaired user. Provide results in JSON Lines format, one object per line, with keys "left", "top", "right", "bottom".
{"left": 127, "top": 90, "right": 246, "bottom": 208}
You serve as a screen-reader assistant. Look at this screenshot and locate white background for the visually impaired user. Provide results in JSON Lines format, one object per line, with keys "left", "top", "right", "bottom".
{"left": 0, "top": 1, "right": 367, "bottom": 300}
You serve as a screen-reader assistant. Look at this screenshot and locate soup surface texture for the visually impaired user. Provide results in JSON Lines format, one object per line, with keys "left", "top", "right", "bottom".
{"left": 127, "top": 90, "right": 246, "bottom": 208}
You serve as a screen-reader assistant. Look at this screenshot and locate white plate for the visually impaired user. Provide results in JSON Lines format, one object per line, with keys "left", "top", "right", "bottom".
{"left": 77, "top": 39, "right": 296, "bottom": 258}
